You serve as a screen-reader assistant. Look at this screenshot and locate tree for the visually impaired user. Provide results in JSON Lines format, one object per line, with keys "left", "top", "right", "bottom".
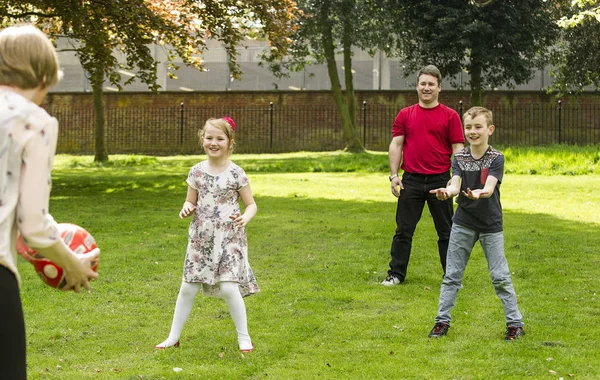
{"left": 552, "top": 0, "right": 600, "bottom": 94}
{"left": 0, "top": 0, "right": 297, "bottom": 162}
{"left": 396, "top": 0, "right": 563, "bottom": 106}
{"left": 264, "top": 0, "right": 404, "bottom": 153}
{"left": 557, "top": 0, "right": 600, "bottom": 26}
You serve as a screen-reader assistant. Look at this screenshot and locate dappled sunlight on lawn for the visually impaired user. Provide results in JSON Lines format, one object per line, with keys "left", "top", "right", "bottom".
{"left": 35, "top": 156, "right": 600, "bottom": 379}
{"left": 502, "top": 175, "right": 600, "bottom": 225}
{"left": 252, "top": 173, "right": 600, "bottom": 226}
{"left": 251, "top": 173, "right": 393, "bottom": 203}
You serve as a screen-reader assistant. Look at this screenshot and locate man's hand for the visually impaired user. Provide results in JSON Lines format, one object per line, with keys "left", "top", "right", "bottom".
{"left": 391, "top": 177, "right": 403, "bottom": 197}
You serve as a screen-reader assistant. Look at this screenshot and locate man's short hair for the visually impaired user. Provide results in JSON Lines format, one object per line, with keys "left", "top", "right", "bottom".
{"left": 417, "top": 65, "right": 442, "bottom": 87}
{"left": 0, "top": 24, "right": 61, "bottom": 89}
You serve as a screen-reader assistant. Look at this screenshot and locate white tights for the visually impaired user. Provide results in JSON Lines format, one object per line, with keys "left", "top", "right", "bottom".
{"left": 158, "top": 281, "right": 252, "bottom": 350}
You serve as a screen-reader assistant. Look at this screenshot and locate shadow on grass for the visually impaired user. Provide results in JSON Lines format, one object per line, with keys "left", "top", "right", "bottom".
{"left": 32, "top": 174, "right": 600, "bottom": 378}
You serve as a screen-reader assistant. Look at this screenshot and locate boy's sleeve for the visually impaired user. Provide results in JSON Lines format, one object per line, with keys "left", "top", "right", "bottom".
{"left": 489, "top": 154, "right": 505, "bottom": 183}
{"left": 451, "top": 155, "right": 461, "bottom": 178}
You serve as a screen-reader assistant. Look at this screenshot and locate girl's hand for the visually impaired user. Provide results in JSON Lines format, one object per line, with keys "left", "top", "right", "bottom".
{"left": 229, "top": 212, "right": 249, "bottom": 228}
{"left": 462, "top": 188, "right": 489, "bottom": 200}
{"left": 179, "top": 201, "right": 196, "bottom": 219}
{"left": 60, "top": 248, "right": 100, "bottom": 292}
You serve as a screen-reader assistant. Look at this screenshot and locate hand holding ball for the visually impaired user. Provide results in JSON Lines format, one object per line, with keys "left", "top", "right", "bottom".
{"left": 17, "top": 223, "right": 100, "bottom": 290}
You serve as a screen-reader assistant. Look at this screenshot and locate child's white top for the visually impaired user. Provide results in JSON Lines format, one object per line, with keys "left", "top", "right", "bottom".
{"left": 0, "top": 90, "right": 60, "bottom": 285}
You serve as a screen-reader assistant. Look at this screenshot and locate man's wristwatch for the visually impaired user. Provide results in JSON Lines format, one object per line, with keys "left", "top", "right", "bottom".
{"left": 389, "top": 173, "right": 398, "bottom": 182}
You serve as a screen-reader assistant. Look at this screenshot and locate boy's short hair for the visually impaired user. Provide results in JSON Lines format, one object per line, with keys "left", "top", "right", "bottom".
{"left": 0, "top": 24, "right": 61, "bottom": 89}
{"left": 463, "top": 106, "right": 494, "bottom": 127}
{"left": 417, "top": 65, "right": 442, "bottom": 87}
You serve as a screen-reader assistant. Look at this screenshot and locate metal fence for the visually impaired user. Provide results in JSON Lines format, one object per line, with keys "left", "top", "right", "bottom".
{"left": 51, "top": 101, "right": 600, "bottom": 155}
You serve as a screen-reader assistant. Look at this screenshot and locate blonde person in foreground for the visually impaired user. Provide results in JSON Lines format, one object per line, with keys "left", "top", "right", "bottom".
{"left": 155, "top": 116, "right": 258, "bottom": 353}
{"left": 0, "top": 24, "right": 99, "bottom": 379}
{"left": 427, "top": 106, "right": 524, "bottom": 341}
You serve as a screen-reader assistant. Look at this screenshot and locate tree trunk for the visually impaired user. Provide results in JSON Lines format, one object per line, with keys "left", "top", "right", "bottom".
{"left": 341, "top": 19, "right": 364, "bottom": 153}
{"left": 469, "top": 64, "right": 483, "bottom": 106}
{"left": 319, "top": 2, "right": 365, "bottom": 153}
{"left": 91, "top": 64, "right": 108, "bottom": 162}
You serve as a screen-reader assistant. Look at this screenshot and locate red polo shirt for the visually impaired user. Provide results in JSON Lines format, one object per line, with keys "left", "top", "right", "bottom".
{"left": 392, "top": 103, "right": 464, "bottom": 175}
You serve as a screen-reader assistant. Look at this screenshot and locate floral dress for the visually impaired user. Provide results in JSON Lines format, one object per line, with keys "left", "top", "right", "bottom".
{"left": 183, "top": 161, "right": 259, "bottom": 297}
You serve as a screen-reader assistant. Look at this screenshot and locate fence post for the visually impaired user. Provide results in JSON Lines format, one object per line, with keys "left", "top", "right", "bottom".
{"left": 459, "top": 100, "right": 463, "bottom": 117}
{"left": 362, "top": 100, "right": 367, "bottom": 147}
{"left": 269, "top": 102, "right": 274, "bottom": 151}
{"left": 557, "top": 100, "right": 562, "bottom": 144}
{"left": 180, "top": 102, "right": 184, "bottom": 146}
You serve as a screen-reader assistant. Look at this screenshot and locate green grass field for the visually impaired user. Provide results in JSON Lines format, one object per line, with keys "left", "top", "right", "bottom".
{"left": 19, "top": 147, "right": 600, "bottom": 379}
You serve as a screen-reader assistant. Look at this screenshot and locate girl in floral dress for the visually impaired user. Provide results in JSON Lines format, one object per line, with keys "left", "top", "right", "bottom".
{"left": 155, "top": 117, "right": 258, "bottom": 353}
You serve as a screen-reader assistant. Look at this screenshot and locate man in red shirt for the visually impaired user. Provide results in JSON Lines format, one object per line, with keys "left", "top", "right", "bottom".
{"left": 382, "top": 65, "right": 465, "bottom": 286}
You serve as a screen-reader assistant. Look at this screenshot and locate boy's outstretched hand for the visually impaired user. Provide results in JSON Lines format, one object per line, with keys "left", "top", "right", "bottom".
{"left": 429, "top": 188, "right": 453, "bottom": 201}
{"left": 462, "top": 188, "right": 490, "bottom": 200}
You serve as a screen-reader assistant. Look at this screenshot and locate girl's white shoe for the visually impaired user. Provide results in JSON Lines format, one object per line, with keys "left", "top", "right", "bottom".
{"left": 154, "top": 338, "right": 180, "bottom": 349}
{"left": 239, "top": 341, "right": 254, "bottom": 353}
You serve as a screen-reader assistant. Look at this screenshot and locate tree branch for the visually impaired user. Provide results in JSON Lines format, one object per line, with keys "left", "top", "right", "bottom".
{"left": 4, "top": 11, "right": 59, "bottom": 18}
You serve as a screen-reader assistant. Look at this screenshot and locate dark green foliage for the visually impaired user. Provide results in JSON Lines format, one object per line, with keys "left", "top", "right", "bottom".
{"left": 263, "top": 0, "right": 405, "bottom": 152}
{"left": 0, "top": 0, "right": 298, "bottom": 162}
{"left": 552, "top": 2, "right": 600, "bottom": 94}
{"left": 396, "top": 0, "right": 563, "bottom": 105}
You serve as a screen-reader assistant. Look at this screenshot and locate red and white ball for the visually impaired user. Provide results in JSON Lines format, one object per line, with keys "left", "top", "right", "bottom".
{"left": 17, "top": 223, "right": 99, "bottom": 289}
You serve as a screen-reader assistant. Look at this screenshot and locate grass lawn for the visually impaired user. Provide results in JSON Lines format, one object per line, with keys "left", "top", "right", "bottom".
{"left": 19, "top": 148, "right": 600, "bottom": 379}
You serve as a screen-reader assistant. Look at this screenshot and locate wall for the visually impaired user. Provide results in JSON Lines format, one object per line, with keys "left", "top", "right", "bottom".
{"left": 46, "top": 89, "right": 600, "bottom": 111}
{"left": 44, "top": 90, "right": 600, "bottom": 155}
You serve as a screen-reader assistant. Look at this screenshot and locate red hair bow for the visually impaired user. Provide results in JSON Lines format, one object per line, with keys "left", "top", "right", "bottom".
{"left": 222, "top": 116, "right": 236, "bottom": 131}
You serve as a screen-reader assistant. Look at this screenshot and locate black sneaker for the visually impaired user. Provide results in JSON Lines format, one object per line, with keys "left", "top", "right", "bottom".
{"left": 428, "top": 323, "right": 450, "bottom": 338}
{"left": 505, "top": 326, "right": 525, "bottom": 341}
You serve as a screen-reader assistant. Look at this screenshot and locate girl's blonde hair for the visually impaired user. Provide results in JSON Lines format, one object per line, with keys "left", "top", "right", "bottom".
{"left": 198, "top": 117, "right": 236, "bottom": 153}
{"left": 0, "top": 24, "right": 62, "bottom": 89}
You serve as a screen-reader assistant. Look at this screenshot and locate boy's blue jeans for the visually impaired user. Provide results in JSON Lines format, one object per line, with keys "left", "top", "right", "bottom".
{"left": 435, "top": 224, "right": 523, "bottom": 327}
